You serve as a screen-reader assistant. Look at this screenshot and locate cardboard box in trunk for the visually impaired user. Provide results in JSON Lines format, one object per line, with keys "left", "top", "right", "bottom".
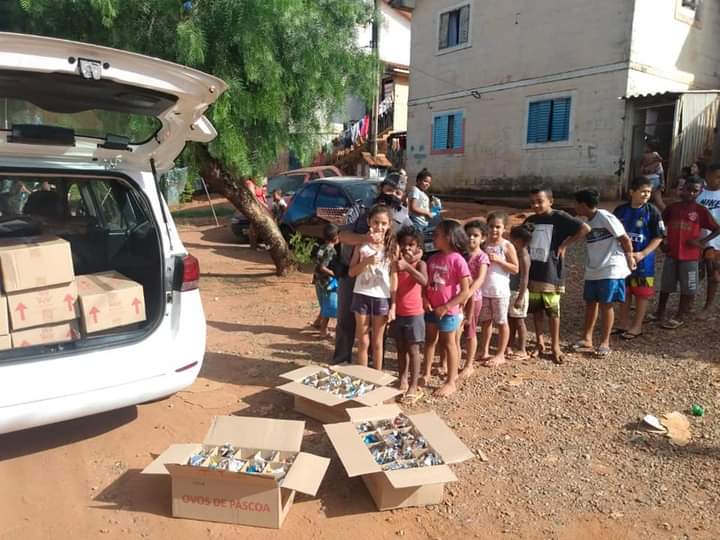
{"left": 0, "top": 294, "right": 8, "bottom": 336}
{"left": 76, "top": 271, "right": 146, "bottom": 334}
{"left": 277, "top": 364, "right": 403, "bottom": 424}
{"left": 324, "top": 404, "right": 474, "bottom": 510}
{"left": 7, "top": 281, "right": 79, "bottom": 330}
{"left": 142, "top": 416, "right": 330, "bottom": 529}
{"left": 0, "top": 335, "right": 10, "bottom": 351}
{"left": 0, "top": 235, "right": 75, "bottom": 293}
{"left": 11, "top": 320, "right": 80, "bottom": 348}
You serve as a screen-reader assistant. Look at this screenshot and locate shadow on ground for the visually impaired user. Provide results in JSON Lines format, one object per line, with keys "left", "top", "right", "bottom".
{"left": 93, "top": 469, "right": 172, "bottom": 517}
{"left": 0, "top": 406, "right": 138, "bottom": 460}
{"left": 198, "top": 352, "right": 301, "bottom": 388}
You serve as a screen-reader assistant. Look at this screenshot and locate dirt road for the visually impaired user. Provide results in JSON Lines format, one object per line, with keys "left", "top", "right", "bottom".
{"left": 1, "top": 205, "right": 719, "bottom": 539}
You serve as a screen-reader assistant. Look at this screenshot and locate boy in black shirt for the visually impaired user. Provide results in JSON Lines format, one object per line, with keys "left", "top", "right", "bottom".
{"left": 524, "top": 186, "right": 590, "bottom": 363}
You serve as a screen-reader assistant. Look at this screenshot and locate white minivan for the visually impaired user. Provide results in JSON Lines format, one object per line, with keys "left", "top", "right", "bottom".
{"left": 0, "top": 33, "right": 227, "bottom": 434}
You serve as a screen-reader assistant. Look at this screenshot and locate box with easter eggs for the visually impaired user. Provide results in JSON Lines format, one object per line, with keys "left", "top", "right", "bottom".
{"left": 277, "top": 364, "right": 403, "bottom": 423}
{"left": 142, "top": 415, "right": 330, "bottom": 529}
{"left": 324, "top": 404, "right": 473, "bottom": 510}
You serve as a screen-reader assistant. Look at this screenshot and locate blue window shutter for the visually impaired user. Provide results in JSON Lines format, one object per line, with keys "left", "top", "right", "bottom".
{"left": 527, "top": 100, "right": 552, "bottom": 144}
{"left": 550, "top": 97, "right": 571, "bottom": 142}
{"left": 453, "top": 111, "right": 464, "bottom": 149}
{"left": 432, "top": 115, "right": 449, "bottom": 150}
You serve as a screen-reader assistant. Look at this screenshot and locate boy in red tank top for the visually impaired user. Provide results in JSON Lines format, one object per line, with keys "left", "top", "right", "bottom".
{"left": 392, "top": 227, "right": 428, "bottom": 403}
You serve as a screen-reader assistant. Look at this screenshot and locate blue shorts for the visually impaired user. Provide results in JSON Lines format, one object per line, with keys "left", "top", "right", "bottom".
{"left": 583, "top": 279, "right": 626, "bottom": 304}
{"left": 425, "top": 311, "right": 462, "bottom": 333}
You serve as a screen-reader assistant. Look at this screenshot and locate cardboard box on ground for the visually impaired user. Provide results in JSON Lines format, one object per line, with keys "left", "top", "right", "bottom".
{"left": 143, "top": 416, "right": 330, "bottom": 529}
{"left": 325, "top": 404, "right": 474, "bottom": 510}
{"left": 277, "top": 364, "right": 403, "bottom": 423}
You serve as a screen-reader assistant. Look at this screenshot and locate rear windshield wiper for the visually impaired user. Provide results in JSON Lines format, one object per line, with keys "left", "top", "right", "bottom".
{"left": 100, "top": 133, "right": 131, "bottom": 151}
{"left": 7, "top": 124, "right": 76, "bottom": 146}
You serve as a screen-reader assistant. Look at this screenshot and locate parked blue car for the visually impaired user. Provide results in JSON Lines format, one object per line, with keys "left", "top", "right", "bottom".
{"left": 280, "top": 177, "right": 379, "bottom": 240}
{"left": 280, "top": 177, "right": 439, "bottom": 257}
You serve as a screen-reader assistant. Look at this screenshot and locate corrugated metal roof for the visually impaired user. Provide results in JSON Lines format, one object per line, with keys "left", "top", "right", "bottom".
{"left": 622, "top": 89, "right": 720, "bottom": 100}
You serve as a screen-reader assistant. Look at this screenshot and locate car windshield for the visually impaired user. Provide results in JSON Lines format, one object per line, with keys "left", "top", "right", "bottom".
{"left": 344, "top": 182, "right": 378, "bottom": 206}
{"left": 267, "top": 175, "right": 305, "bottom": 196}
{"left": 0, "top": 98, "right": 161, "bottom": 143}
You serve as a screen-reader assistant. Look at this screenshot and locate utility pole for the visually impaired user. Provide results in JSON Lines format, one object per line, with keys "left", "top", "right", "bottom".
{"left": 371, "top": 0, "right": 381, "bottom": 156}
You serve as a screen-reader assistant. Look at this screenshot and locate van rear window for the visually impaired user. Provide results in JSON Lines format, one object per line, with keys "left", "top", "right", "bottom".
{"left": 0, "top": 98, "right": 160, "bottom": 143}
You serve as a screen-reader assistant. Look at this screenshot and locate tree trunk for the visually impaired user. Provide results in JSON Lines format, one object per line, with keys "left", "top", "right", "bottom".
{"left": 199, "top": 154, "right": 292, "bottom": 276}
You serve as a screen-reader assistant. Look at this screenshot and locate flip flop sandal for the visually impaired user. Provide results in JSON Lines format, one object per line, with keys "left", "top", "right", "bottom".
{"left": 621, "top": 331, "right": 643, "bottom": 340}
{"left": 662, "top": 319, "right": 685, "bottom": 329}
{"left": 595, "top": 346, "right": 611, "bottom": 357}
{"left": 552, "top": 353, "right": 565, "bottom": 365}
{"left": 570, "top": 341, "right": 592, "bottom": 352}
{"left": 401, "top": 390, "right": 425, "bottom": 405}
{"left": 645, "top": 313, "right": 660, "bottom": 322}
{"left": 610, "top": 328, "right": 627, "bottom": 336}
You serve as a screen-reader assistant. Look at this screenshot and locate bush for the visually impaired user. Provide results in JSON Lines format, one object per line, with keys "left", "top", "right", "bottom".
{"left": 288, "top": 232, "right": 317, "bottom": 266}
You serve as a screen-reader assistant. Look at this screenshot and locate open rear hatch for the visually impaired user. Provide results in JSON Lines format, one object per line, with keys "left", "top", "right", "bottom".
{"left": 0, "top": 32, "right": 227, "bottom": 170}
{"left": 0, "top": 33, "right": 226, "bottom": 360}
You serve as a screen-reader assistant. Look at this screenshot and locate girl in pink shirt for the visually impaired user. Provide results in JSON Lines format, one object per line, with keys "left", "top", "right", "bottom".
{"left": 422, "top": 220, "right": 471, "bottom": 397}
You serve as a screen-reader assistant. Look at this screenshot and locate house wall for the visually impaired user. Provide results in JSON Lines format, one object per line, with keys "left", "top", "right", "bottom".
{"left": 357, "top": 3, "right": 412, "bottom": 67}
{"left": 407, "top": 71, "right": 627, "bottom": 198}
{"left": 628, "top": 0, "right": 720, "bottom": 95}
{"left": 407, "top": 0, "right": 635, "bottom": 197}
{"left": 393, "top": 78, "right": 409, "bottom": 132}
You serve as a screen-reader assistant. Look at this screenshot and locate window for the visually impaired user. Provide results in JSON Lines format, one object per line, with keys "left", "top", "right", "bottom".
{"left": 438, "top": 4, "right": 470, "bottom": 51}
{"left": 286, "top": 182, "right": 319, "bottom": 221}
{"left": 316, "top": 184, "right": 349, "bottom": 209}
{"left": 267, "top": 175, "right": 305, "bottom": 196}
{"left": 677, "top": 0, "right": 702, "bottom": 25}
{"left": 526, "top": 97, "right": 572, "bottom": 145}
{"left": 432, "top": 111, "right": 464, "bottom": 154}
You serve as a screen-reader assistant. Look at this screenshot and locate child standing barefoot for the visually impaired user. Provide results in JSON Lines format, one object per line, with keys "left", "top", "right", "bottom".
{"left": 460, "top": 220, "right": 489, "bottom": 378}
{"left": 349, "top": 205, "right": 397, "bottom": 370}
{"left": 508, "top": 224, "right": 533, "bottom": 359}
{"left": 392, "top": 227, "right": 428, "bottom": 402}
{"left": 312, "top": 224, "right": 340, "bottom": 338}
{"left": 422, "top": 220, "right": 471, "bottom": 397}
{"left": 478, "top": 213, "right": 519, "bottom": 367}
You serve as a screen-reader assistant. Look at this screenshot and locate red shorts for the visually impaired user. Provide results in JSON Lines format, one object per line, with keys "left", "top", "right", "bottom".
{"left": 464, "top": 298, "right": 482, "bottom": 338}
{"left": 626, "top": 276, "right": 655, "bottom": 299}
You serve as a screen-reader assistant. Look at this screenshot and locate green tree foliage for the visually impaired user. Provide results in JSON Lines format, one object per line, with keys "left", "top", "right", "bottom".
{"left": 16, "top": 0, "right": 378, "bottom": 273}
{"left": 17, "top": 0, "right": 376, "bottom": 175}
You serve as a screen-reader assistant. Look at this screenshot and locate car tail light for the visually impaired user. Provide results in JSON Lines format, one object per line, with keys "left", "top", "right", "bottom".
{"left": 174, "top": 254, "right": 200, "bottom": 291}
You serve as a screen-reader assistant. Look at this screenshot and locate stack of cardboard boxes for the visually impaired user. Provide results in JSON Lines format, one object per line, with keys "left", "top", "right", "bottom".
{"left": 0, "top": 235, "right": 147, "bottom": 350}
{"left": 0, "top": 235, "right": 80, "bottom": 348}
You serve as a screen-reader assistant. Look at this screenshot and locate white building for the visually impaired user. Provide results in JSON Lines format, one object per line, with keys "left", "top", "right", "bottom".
{"left": 340, "top": 0, "right": 412, "bottom": 135}
{"left": 405, "top": 0, "right": 720, "bottom": 197}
